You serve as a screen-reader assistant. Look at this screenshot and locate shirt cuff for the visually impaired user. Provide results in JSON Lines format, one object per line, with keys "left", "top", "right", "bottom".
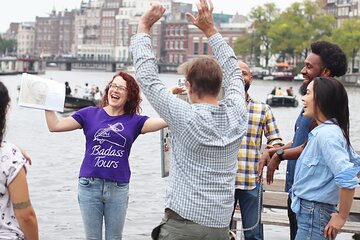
{"left": 268, "top": 138, "right": 283, "bottom": 146}
{"left": 335, "top": 166, "right": 360, "bottom": 189}
{"left": 207, "top": 33, "right": 222, "bottom": 47}
{"left": 130, "top": 33, "right": 151, "bottom": 53}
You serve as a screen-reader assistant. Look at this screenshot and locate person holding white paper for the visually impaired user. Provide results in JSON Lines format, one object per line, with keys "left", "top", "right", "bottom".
{"left": 44, "top": 71, "right": 167, "bottom": 240}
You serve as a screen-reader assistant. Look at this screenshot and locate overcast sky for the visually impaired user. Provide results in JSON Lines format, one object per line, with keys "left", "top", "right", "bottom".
{"left": 0, "top": 0, "right": 301, "bottom": 33}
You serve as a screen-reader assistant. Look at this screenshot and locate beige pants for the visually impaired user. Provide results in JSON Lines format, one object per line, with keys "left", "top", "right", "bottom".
{"left": 151, "top": 209, "right": 229, "bottom": 240}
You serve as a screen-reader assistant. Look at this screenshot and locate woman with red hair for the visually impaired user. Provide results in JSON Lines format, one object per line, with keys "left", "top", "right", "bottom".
{"left": 45, "top": 71, "right": 167, "bottom": 240}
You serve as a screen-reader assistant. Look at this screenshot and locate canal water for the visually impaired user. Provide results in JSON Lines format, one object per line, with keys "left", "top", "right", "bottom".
{"left": 1, "top": 70, "right": 358, "bottom": 239}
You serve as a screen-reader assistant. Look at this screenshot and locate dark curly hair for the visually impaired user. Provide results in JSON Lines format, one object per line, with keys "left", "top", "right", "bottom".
{"left": 100, "top": 71, "right": 142, "bottom": 114}
{"left": 311, "top": 41, "right": 348, "bottom": 77}
{"left": 0, "top": 82, "right": 11, "bottom": 146}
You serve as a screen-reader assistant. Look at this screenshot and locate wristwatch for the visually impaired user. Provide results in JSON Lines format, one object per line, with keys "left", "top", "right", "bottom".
{"left": 276, "top": 148, "right": 285, "bottom": 161}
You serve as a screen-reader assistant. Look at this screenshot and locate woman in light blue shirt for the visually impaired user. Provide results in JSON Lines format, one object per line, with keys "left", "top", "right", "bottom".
{"left": 290, "top": 77, "right": 360, "bottom": 240}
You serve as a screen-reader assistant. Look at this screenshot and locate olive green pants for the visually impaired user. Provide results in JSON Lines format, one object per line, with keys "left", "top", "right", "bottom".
{"left": 151, "top": 209, "right": 229, "bottom": 240}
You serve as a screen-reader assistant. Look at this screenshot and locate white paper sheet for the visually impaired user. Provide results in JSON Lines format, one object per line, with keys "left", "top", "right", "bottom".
{"left": 18, "top": 73, "right": 65, "bottom": 112}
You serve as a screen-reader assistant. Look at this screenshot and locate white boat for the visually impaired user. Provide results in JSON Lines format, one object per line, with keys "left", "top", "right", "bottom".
{"left": 271, "top": 71, "right": 294, "bottom": 81}
{"left": 263, "top": 72, "right": 295, "bottom": 81}
{"left": 294, "top": 74, "right": 305, "bottom": 81}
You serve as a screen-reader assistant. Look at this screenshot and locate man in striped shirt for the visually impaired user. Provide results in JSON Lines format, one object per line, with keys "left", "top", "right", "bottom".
{"left": 230, "top": 61, "right": 283, "bottom": 239}
{"left": 130, "top": 1, "right": 247, "bottom": 239}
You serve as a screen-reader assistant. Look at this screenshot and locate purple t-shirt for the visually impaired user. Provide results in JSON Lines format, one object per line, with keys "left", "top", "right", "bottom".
{"left": 72, "top": 107, "right": 148, "bottom": 182}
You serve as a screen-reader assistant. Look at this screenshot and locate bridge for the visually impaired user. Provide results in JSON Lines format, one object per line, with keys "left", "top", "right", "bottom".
{"left": 47, "top": 58, "right": 179, "bottom": 73}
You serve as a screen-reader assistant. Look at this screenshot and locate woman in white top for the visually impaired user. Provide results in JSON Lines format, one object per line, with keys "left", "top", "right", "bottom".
{"left": 0, "top": 81, "right": 38, "bottom": 239}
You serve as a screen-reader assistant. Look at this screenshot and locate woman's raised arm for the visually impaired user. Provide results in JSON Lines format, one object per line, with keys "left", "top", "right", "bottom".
{"left": 45, "top": 110, "right": 82, "bottom": 132}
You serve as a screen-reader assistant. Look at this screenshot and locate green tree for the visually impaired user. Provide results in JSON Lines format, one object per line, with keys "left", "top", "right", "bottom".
{"left": 0, "top": 36, "right": 17, "bottom": 56}
{"left": 233, "top": 34, "right": 251, "bottom": 56}
{"left": 233, "top": 31, "right": 262, "bottom": 66}
{"left": 332, "top": 18, "right": 360, "bottom": 73}
{"left": 268, "top": 0, "right": 335, "bottom": 66}
{"left": 249, "top": 3, "right": 280, "bottom": 67}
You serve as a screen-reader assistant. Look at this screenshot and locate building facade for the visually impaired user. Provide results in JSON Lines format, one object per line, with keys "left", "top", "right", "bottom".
{"left": 4, "top": 0, "right": 251, "bottom": 66}
{"left": 35, "top": 9, "right": 75, "bottom": 58}
{"left": 17, "top": 23, "right": 36, "bottom": 57}
{"left": 319, "top": 0, "right": 359, "bottom": 26}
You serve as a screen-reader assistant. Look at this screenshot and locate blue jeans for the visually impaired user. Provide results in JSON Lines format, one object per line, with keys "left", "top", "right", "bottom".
{"left": 231, "top": 183, "right": 263, "bottom": 240}
{"left": 295, "top": 198, "right": 336, "bottom": 240}
{"left": 78, "top": 177, "right": 129, "bottom": 240}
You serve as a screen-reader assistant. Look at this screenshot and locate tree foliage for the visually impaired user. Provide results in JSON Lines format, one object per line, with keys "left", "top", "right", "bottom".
{"left": 267, "top": 0, "right": 335, "bottom": 65}
{"left": 249, "top": 3, "right": 280, "bottom": 67}
{"left": 331, "top": 18, "right": 360, "bottom": 72}
{"left": 234, "top": 32, "right": 262, "bottom": 66}
{"left": 248, "top": 0, "right": 337, "bottom": 68}
{"left": 0, "top": 36, "right": 17, "bottom": 55}
{"left": 234, "top": 34, "right": 251, "bottom": 56}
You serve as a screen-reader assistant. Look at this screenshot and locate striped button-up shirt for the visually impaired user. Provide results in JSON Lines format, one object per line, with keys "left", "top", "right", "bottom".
{"left": 235, "top": 97, "right": 282, "bottom": 190}
{"left": 130, "top": 33, "right": 247, "bottom": 228}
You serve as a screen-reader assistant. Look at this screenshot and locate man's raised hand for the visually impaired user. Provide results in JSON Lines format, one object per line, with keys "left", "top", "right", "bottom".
{"left": 185, "top": 0, "right": 217, "bottom": 37}
{"left": 138, "top": 2, "right": 166, "bottom": 35}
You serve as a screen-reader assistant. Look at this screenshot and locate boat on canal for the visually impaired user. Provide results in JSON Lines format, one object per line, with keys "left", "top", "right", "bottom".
{"left": 64, "top": 96, "right": 97, "bottom": 110}
{"left": 266, "top": 94, "right": 299, "bottom": 107}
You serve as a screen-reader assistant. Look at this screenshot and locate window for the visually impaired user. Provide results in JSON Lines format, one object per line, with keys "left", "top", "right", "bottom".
{"left": 203, "top": 42, "right": 208, "bottom": 55}
{"left": 131, "top": 25, "right": 137, "bottom": 34}
{"left": 169, "top": 54, "right": 173, "bottom": 63}
{"left": 180, "top": 27, "right": 184, "bottom": 36}
{"left": 194, "top": 42, "right": 199, "bottom": 55}
{"left": 153, "top": 25, "right": 158, "bottom": 34}
{"left": 174, "top": 54, "right": 178, "bottom": 64}
{"left": 174, "top": 27, "right": 178, "bottom": 36}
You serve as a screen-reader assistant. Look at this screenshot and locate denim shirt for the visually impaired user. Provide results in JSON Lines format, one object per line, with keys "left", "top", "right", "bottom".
{"left": 290, "top": 121, "right": 360, "bottom": 214}
{"left": 285, "top": 109, "right": 312, "bottom": 192}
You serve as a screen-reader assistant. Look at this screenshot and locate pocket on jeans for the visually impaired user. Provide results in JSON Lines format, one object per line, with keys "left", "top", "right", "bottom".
{"left": 320, "top": 206, "right": 334, "bottom": 235}
{"left": 300, "top": 201, "right": 313, "bottom": 214}
{"left": 116, "top": 182, "right": 129, "bottom": 189}
{"left": 78, "top": 177, "right": 91, "bottom": 187}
